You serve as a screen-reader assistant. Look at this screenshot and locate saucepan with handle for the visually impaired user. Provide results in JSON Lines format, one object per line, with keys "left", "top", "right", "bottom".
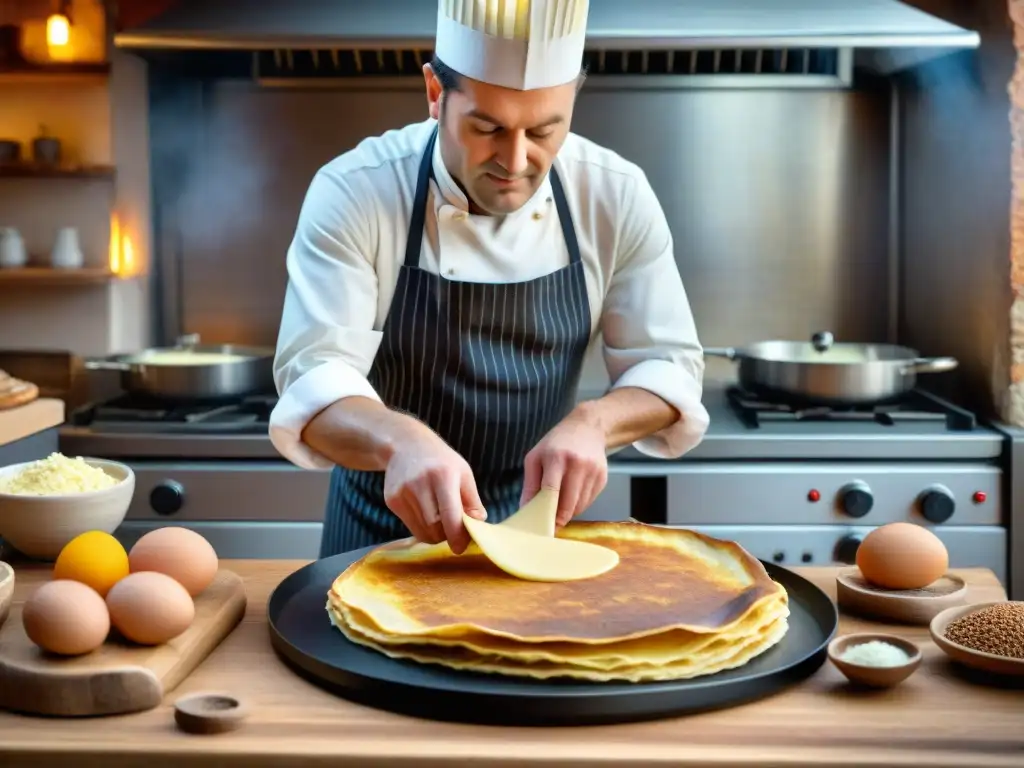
{"left": 703, "top": 331, "right": 959, "bottom": 405}
{"left": 84, "top": 334, "right": 275, "bottom": 400}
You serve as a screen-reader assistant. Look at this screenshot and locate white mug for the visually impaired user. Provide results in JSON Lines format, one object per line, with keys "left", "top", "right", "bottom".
{"left": 0, "top": 227, "right": 27, "bottom": 269}
{"left": 51, "top": 227, "right": 84, "bottom": 269}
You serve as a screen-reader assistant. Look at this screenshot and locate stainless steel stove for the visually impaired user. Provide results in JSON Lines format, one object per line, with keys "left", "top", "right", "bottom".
{"left": 59, "top": 383, "right": 1014, "bottom": 593}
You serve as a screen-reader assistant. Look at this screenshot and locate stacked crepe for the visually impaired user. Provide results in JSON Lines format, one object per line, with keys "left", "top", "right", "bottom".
{"left": 327, "top": 522, "right": 790, "bottom": 683}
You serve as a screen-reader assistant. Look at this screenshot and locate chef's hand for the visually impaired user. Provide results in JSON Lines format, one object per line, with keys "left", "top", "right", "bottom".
{"left": 383, "top": 426, "right": 487, "bottom": 554}
{"left": 520, "top": 409, "right": 608, "bottom": 527}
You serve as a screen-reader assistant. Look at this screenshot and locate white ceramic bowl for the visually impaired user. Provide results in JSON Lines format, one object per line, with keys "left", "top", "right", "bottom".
{"left": 0, "top": 458, "right": 135, "bottom": 560}
{"left": 0, "top": 561, "right": 13, "bottom": 629}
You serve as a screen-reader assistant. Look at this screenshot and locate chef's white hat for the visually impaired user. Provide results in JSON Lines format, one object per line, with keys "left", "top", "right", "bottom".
{"left": 434, "top": 0, "right": 590, "bottom": 91}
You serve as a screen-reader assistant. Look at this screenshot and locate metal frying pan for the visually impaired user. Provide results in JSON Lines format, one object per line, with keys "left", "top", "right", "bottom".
{"left": 84, "top": 334, "right": 275, "bottom": 400}
{"left": 704, "top": 331, "right": 958, "bottom": 405}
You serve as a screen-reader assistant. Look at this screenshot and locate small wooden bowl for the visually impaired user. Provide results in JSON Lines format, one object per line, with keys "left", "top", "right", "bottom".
{"left": 930, "top": 602, "right": 1024, "bottom": 677}
{"left": 828, "top": 633, "right": 922, "bottom": 688}
{"left": 0, "top": 561, "right": 13, "bottom": 630}
{"left": 836, "top": 568, "right": 967, "bottom": 625}
{"left": 174, "top": 692, "right": 248, "bottom": 735}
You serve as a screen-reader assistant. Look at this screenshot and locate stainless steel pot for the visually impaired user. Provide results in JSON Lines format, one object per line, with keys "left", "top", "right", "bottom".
{"left": 704, "top": 331, "right": 958, "bottom": 405}
{"left": 85, "top": 334, "right": 275, "bottom": 400}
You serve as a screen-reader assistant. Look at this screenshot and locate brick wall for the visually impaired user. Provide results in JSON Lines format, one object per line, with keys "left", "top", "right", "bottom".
{"left": 1009, "top": 0, "right": 1024, "bottom": 425}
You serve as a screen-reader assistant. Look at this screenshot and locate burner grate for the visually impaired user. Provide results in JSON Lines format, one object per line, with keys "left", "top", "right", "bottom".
{"left": 726, "top": 387, "right": 977, "bottom": 431}
{"left": 70, "top": 394, "right": 278, "bottom": 433}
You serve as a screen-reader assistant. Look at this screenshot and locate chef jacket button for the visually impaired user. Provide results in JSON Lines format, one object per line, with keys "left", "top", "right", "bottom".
{"left": 453, "top": 211, "right": 467, "bottom": 221}
{"left": 447, "top": 268, "right": 455, "bottom": 275}
{"left": 532, "top": 212, "right": 543, "bottom": 220}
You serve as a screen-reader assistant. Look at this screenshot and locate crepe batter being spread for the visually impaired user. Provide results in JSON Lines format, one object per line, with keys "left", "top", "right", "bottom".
{"left": 318, "top": 435, "right": 788, "bottom": 682}
{"left": 268, "top": 0, "right": 710, "bottom": 558}
{"left": 326, "top": 522, "right": 790, "bottom": 682}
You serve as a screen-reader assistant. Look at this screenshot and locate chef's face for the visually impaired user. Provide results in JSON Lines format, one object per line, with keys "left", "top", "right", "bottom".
{"left": 424, "top": 64, "right": 578, "bottom": 215}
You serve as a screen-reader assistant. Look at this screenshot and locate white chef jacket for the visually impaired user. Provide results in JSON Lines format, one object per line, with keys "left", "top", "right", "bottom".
{"left": 270, "top": 118, "right": 709, "bottom": 470}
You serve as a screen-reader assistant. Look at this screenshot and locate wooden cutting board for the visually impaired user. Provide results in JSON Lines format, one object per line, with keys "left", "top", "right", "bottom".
{"left": 0, "top": 569, "right": 247, "bottom": 717}
{"left": 0, "top": 397, "right": 63, "bottom": 447}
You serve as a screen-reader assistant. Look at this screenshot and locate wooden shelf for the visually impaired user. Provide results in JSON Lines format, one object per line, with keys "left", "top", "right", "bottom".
{"left": 0, "top": 62, "right": 110, "bottom": 85}
{"left": 0, "top": 267, "right": 117, "bottom": 286}
{"left": 0, "top": 164, "right": 115, "bottom": 179}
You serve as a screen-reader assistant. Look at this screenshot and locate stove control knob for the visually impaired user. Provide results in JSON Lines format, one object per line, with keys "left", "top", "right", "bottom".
{"left": 150, "top": 481, "right": 185, "bottom": 516}
{"left": 918, "top": 485, "right": 955, "bottom": 524}
{"left": 837, "top": 481, "right": 873, "bottom": 518}
{"left": 834, "top": 535, "right": 863, "bottom": 565}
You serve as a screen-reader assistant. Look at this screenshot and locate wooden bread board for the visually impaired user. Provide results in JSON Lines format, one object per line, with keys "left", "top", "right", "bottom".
{"left": 0, "top": 397, "right": 63, "bottom": 445}
{"left": 0, "top": 569, "right": 246, "bottom": 716}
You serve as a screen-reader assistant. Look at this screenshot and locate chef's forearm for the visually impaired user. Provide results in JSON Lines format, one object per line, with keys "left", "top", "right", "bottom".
{"left": 572, "top": 387, "right": 680, "bottom": 450}
{"left": 301, "top": 397, "right": 424, "bottom": 471}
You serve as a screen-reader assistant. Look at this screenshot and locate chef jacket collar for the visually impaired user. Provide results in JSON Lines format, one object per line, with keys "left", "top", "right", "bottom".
{"left": 430, "top": 124, "right": 555, "bottom": 217}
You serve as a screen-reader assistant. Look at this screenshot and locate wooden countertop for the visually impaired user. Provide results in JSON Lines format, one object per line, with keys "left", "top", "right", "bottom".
{"left": 0, "top": 398, "right": 64, "bottom": 448}
{"left": 0, "top": 561, "right": 1019, "bottom": 768}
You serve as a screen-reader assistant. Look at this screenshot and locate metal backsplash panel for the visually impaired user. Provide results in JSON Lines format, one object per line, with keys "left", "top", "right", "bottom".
{"left": 160, "top": 82, "right": 890, "bottom": 389}
{"left": 899, "top": 0, "right": 1013, "bottom": 421}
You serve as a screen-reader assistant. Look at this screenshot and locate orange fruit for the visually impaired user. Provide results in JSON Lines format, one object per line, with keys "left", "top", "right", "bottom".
{"left": 52, "top": 531, "right": 130, "bottom": 597}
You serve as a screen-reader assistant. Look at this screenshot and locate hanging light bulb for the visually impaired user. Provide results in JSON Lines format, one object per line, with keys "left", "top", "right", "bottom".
{"left": 45, "top": 0, "right": 73, "bottom": 62}
{"left": 46, "top": 13, "right": 70, "bottom": 47}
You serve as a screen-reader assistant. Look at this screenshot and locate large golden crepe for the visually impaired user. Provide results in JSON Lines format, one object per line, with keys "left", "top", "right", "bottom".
{"left": 327, "top": 521, "right": 790, "bottom": 682}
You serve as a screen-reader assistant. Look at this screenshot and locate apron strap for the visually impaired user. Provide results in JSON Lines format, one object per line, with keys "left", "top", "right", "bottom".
{"left": 548, "top": 164, "right": 582, "bottom": 266}
{"left": 403, "top": 126, "right": 440, "bottom": 269}
{"left": 403, "top": 124, "right": 583, "bottom": 268}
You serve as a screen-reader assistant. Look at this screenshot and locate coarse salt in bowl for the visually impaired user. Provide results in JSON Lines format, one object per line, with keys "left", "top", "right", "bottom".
{"left": 827, "top": 632, "right": 922, "bottom": 688}
{"left": 0, "top": 454, "right": 135, "bottom": 560}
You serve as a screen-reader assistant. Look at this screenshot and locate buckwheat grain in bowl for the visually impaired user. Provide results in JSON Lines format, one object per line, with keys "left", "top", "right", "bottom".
{"left": 943, "top": 603, "right": 1024, "bottom": 660}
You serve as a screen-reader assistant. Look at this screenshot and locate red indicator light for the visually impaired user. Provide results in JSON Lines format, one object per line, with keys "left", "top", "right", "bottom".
{"left": 972, "top": 491, "right": 987, "bottom": 504}
{"left": 807, "top": 489, "right": 821, "bottom": 502}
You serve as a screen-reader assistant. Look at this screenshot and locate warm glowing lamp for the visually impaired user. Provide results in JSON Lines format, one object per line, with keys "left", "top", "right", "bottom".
{"left": 45, "top": 10, "right": 72, "bottom": 62}
{"left": 46, "top": 14, "right": 70, "bottom": 47}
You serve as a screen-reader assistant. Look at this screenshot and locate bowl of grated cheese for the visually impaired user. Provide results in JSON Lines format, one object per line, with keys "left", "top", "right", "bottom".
{"left": 0, "top": 453, "right": 134, "bottom": 560}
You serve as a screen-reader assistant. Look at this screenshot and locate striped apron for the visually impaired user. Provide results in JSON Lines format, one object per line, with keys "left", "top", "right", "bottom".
{"left": 320, "top": 126, "right": 592, "bottom": 556}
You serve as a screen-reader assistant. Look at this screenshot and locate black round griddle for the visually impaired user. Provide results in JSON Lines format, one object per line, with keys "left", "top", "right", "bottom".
{"left": 267, "top": 547, "right": 838, "bottom": 726}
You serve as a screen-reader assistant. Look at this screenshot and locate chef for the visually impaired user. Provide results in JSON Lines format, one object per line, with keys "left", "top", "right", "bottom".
{"left": 269, "top": 0, "right": 710, "bottom": 558}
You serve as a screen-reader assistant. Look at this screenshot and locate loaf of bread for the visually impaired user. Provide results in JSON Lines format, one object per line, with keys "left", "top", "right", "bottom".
{"left": 0, "top": 370, "right": 39, "bottom": 411}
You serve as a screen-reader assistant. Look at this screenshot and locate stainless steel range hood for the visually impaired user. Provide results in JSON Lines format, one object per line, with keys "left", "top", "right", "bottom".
{"left": 114, "top": 0, "right": 981, "bottom": 86}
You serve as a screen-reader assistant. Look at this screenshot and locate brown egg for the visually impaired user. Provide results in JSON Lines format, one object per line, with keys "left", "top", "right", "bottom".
{"left": 856, "top": 522, "right": 949, "bottom": 590}
{"left": 128, "top": 527, "right": 219, "bottom": 597}
{"left": 23, "top": 580, "right": 110, "bottom": 656}
{"left": 106, "top": 571, "right": 195, "bottom": 645}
